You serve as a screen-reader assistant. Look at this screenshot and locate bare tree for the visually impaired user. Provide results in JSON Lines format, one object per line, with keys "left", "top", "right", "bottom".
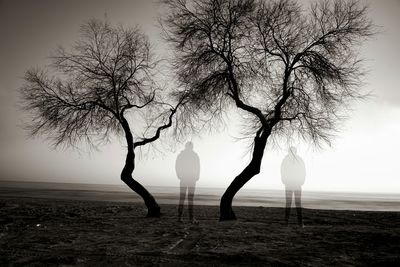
{"left": 162, "top": 0, "right": 375, "bottom": 220}
{"left": 21, "top": 19, "right": 184, "bottom": 217}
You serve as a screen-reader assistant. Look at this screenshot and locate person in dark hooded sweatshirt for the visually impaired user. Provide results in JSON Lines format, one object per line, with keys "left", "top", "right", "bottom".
{"left": 176, "top": 141, "right": 200, "bottom": 222}
{"left": 281, "top": 146, "right": 306, "bottom": 227}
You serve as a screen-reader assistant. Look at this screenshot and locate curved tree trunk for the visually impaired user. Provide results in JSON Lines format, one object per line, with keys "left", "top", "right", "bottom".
{"left": 220, "top": 129, "right": 269, "bottom": 221}
{"left": 120, "top": 117, "right": 160, "bottom": 217}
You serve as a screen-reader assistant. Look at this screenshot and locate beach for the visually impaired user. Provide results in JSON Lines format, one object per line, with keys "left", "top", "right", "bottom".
{"left": 1, "top": 194, "right": 400, "bottom": 266}
{"left": 1, "top": 181, "right": 399, "bottom": 211}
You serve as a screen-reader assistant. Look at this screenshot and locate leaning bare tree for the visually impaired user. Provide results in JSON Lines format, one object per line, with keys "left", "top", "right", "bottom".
{"left": 162, "top": 0, "right": 375, "bottom": 220}
{"left": 21, "top": 19, "right": 184, "bottom": 217}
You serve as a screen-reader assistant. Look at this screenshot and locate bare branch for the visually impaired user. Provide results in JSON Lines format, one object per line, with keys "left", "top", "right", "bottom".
{"left": 133, "top": 96, "right": 186, "bottom": 148}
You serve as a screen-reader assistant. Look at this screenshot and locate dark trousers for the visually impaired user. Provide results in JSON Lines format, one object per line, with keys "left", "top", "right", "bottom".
{"left": 178, "top": 182, "right": 196, "bottom": 219}
{"left": 285, "top": 187, "right": 303, "bottom": 225}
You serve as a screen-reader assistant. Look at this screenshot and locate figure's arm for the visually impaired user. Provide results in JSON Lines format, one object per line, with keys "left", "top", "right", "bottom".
{"left": 195, "top": 154, "right": 200, "bottom": 181}
{"left": 300, "top": 159, "right": 306, "bottom": 185}
{"left": 280, "top": 159, "right": 286, "bottom": 184}
{"left": 175, "top": 154, "right": 181, "bottom": 180}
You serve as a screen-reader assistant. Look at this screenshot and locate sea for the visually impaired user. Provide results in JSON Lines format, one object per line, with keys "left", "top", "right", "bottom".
{"left": 0, "top": 181, "right": 399, "bottom": 211}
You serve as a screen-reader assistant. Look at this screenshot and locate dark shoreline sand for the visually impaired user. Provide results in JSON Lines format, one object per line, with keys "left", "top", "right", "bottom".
{"left": 1, "top": 196, "right": 399, "bottom": 266}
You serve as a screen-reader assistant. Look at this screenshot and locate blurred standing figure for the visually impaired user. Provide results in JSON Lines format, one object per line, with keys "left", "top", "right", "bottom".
{"left": 281, "top": 146, "right": 306, "bottom": 227}
{"left": 176, "top": 141, "right": 200, "bottom": 222}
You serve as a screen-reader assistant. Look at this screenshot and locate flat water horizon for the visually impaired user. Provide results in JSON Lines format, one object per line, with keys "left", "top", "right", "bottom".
{"left": 0, "top": 180, "right": 399, "bottom": 211}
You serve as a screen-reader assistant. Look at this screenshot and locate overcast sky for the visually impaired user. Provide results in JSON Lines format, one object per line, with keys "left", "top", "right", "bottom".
{"left": 0, "top": 0, "right": 399, "bottom": 193}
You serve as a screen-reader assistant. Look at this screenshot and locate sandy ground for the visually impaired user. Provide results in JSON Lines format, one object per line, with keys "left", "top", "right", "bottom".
{"left": 1, "top": 197, "right": 399, "bottom": 266}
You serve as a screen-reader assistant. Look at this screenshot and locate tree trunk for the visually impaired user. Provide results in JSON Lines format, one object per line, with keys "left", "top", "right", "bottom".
{"left": 120, "top": 116, "right": 160, "bottom": 217}
{"left": 220, "top": 129, "right": 269, "bottom": 221}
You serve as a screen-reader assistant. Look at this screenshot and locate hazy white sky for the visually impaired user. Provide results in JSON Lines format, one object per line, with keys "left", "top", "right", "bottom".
{"left": 0, "top": 0, "right": 399, "bottom": 193}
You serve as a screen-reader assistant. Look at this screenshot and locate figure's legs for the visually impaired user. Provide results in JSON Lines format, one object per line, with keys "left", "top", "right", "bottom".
{"left": 187, "top": 183, "right": 196, "bottom": 221}
{"left": 285, "top": 188, "right": 293, "bottom": 225}
{"left": 294, "top": 189, "right": 303, "bottom": 227}
{"left": 178, "top": 183, "right": 187, "bottom": 220}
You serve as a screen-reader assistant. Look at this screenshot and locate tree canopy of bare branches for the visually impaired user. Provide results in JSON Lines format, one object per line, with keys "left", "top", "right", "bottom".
{"left": 21, "top": 19, "right": 184, "bottom": 217}
{"left": 162, "top": 0, "right": 375, "bottom": 220}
